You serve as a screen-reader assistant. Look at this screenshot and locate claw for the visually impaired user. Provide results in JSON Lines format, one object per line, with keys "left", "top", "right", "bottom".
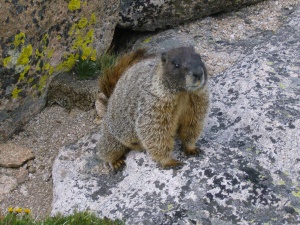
{"left": 184, "top": 147, "right": 200, "bottom": 157}
{"left": 111, "top": 159, "right": 126, "bottom": 171}
{"left": 162, "top": 158, "right": 183, "bottom": 169}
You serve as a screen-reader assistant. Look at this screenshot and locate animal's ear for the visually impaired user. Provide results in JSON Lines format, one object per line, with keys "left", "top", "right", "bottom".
{"left": 187, "top": 45, "right": 194, "bottom": 51}
{"left": 161, "top": 52, "right": 167, "bottom": 63}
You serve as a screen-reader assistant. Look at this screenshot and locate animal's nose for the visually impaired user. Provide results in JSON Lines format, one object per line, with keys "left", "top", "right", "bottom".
{"left": 193, "top": 68, "right": 204, "bottom": 80}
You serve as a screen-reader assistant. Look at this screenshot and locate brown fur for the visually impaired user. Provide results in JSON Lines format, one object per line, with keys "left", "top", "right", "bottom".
{"left": 97, "top": 47, "right": 210, "bottom": 170}
{"left": 98, "top": 48, "right": 147, "bottom": 99}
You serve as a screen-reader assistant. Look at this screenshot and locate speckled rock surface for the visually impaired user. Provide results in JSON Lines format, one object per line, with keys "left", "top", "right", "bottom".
{"left": 52, "top": 3, "right": 300, "bottom": 224}
{"left": 118, "top": 0, "right": 265, "bottom": 31}
{"left": 0, "top": 143, "right": 35, "bottom": 168}
{"left": 0, "top": 0, "right": 119, "bottom": 142}
{"left": 47, "top": 72, "right": 99, "bottom": 111}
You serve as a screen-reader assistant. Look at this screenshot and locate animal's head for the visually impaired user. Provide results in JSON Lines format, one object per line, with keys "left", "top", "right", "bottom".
{"left": 161, "top": 46, "right": 207, "bottom": 92}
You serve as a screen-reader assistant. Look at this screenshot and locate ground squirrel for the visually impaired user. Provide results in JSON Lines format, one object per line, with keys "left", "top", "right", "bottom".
{"left": 97, "top": 46, "right": 209, "bottom": 170}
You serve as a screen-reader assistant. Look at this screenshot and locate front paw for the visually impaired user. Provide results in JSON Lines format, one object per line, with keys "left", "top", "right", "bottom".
{"left": 161, "top": 158, "right": 184, "bottom": 169}
{"left": 111, "top": 159, "right": 126, "bottom": 171}
{"left": 184, "top": 147, "right": 201, "bottom": 157}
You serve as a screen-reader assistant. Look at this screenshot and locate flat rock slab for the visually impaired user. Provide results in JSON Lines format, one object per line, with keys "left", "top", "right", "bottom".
{"left": 52, "top": 5, "right": 300, "bottom": 225}
{"left": 118, "top": 0, "right": 265, "bottom": 31}
{"left": 0, "top": 143, "right": 35, "bottom": 168}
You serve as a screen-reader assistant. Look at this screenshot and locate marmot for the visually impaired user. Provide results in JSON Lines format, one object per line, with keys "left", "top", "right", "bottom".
{"left": 97, "top": 46, "right": 209, "bottom": 170}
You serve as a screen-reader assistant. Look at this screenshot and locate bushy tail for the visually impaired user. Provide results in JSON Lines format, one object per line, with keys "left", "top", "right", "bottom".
{"left": 98, "top": 48, "right": 147, "bottom": 99}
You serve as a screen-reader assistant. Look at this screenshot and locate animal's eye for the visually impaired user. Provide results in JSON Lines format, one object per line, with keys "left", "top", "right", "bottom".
{"left": 173, "top": 62, "right": 180, "bottom": 68}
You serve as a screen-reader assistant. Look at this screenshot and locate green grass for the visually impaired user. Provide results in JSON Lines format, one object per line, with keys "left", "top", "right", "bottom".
{"left": 97, "top": 52, "right": 119, "bottom": 73}
{"left": 73, "top": 52, "right": 118, "bottom": 80}
{"left": 0, "top": 211, "right": 123, "bottom": 225}
{"left": 74, "top": 56, "right": 100, "bottom": 80}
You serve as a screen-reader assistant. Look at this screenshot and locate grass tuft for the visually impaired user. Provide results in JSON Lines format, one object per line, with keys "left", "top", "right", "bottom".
{"left": 0, "top": 210, "right": 123, "bottom": 225}
{"left": 72, "top": 52, "right": 118, "bottom": 80}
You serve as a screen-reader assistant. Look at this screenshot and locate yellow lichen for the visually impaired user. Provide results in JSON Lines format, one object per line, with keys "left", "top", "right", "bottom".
{"left": 57, "top": 53, "right": 79, "bottom": 71}
{"left": 3, "top": 56, "right": 12, "bottom": 67}
{"left": 68, "top": 0, "right": 81, "bottom": 11}
{"left": 86, "top": 29, "right": 94, "bottom": 41}
{"left": 82, "top": 46, "right": 93, "bottom": 58}
{"left": 28, "top": 77, "right": 34, "bottom": 83}
{"left": 38, "top": 75, "right": 48, "bottom": 91}
{"left": 43, "top": 63, "right": 51, "bottom": 71}
{"left": 35, "top": 49, "right": 43, "bottom": 58}
{"left": 143, "top": 37, "right": 152, "bottom": 44}
{"left": 18, "top": 65, "right": 31, "bottom": 82}
{"left": 78, "top": 17, "right": 88, "bottom": 29}
{"left": 292, "top": 188, "right": 300, "bottom": 198}
{"left": 17, "top": 44, "right": 33, "bottom": 65}
{"left": 90, "top": 13, "right": 96, "bottom": 25}
{"left": 68, "top": 23, "right": 77, "bottom": 36}
{"left": 57, "top": 8, "right": 98, "bottom": 73}
{"left": 47, "top": 49, "right": 54, "bottom": 58}
{"left": 12, "top": 87, "right": 21, "bottom": 98}
{"left": 13, "top": 32, "right": 26, "bottom": 48}
{"left": 277, "top": 180, "right": 285, "bottom": 185}
{"left": 49, "top": 66, "right": 54, "bottom": 75}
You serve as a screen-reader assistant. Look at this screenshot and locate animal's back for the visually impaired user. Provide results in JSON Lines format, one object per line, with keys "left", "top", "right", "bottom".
{"left": 105, "top": 57, "right": 160, "bottom": 149}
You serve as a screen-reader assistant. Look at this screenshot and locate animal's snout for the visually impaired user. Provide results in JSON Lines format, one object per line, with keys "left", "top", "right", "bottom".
{"left": 192, "top": 67, "right": 204, "bottom": 81}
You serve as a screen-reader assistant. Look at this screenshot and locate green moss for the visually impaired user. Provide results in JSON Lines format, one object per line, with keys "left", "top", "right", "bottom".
{"left": 68, "top": 0, "right": 81, "bottom": 11}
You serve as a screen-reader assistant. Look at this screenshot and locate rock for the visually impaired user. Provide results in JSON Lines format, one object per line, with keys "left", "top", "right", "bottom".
{"left": 20, "top": 184, "right": 29, "bottom": 197}
{"left": 0, "top": 143, "right": 35, "bottom": 168}
{"left": 42, "top": 172, "right": 52, "bottom": 182}
{"left": 118, "top": 0, "right": 265, "bottom": 31}
{"left": 0, "top": 0, "right": 120, "bottom": 142}
{"left": 0, "top": 175, "right": 18, "bottom": 196}
{"left": 47, "top": 72, "right": 99, "bottom": 111}
{"left": 133, "top": 30, "right": 196, "bottom": 54}
{"left": 16, "top": 167, "right": 28, "bottom": 184}
{"left": 52, "top": 4, "right": 300, "bottom": 225}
